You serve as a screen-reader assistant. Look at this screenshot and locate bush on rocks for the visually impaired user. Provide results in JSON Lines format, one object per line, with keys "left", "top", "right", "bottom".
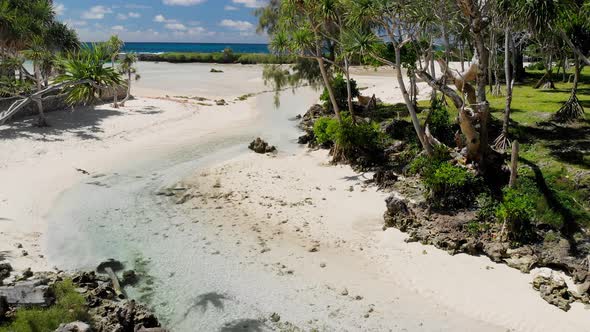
{"left": 313, "top": 116, "right": 384, "bottom": 166}
{"left": 496, "top": 186, "right": 536, "bottom": 243}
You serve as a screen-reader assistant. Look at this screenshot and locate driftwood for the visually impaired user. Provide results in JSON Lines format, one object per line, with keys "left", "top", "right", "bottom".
{"left": 97, "top": 259, "right": 126, "bottom": 299}
{"left": 0, "top": 280, "right": 52, "bottom": 306}
{"left": 105, "top": 267, "right": 125, "bottom": 300}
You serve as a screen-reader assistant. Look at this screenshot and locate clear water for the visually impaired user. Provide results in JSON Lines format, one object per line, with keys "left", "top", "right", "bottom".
{"left": 44, "top": 89, "right": 319, "bottom": 331}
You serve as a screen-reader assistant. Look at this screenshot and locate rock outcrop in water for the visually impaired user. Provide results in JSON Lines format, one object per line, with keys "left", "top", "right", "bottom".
{"left": 248, "top": 138, "right": 277, "bottom": 154}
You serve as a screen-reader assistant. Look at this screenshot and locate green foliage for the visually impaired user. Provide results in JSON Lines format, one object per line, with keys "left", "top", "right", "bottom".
{"left": 313, "top": 116, "right": 384, "bottom": 165}
{"left": 408, "top": 144, "right": 451, "bottom": 176}
{"left": 427, "top": 105, "right": 455, "bottom": 146}
{"left": 320, "top": 74, "right": 359, "bottom": 111}
{"left": 55, "top": 44, "right": 123, "bottom": 105}
{"left": 0, "top": 279, "right": 88, "bottom": 332}
{"left": 475, "top": 193, "right": 498, "bottom": 222}
{"left": 527, "top": 62, "right": 546, "bottom": 71}
{"left": 423, "top": 162, "right": 480, "bottom": 209}
{"left": 496, "top": 186, "right": 536, "bottom": 243}
{"left": 313, "top": 116, "right": 336, "bottom": 145}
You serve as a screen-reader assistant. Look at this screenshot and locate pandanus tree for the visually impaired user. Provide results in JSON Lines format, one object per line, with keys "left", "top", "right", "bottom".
{"left": 106, "top": 35, "right": 125, "bottom": 108}
{"left": 268, "top": 0, "right": 344, "bottom": 122}
{"left": 55, "top": 44, "right": 122, "bottom": 106}
{"left": 346, "top": 0, "right": 434, "bottom": 156}
{"left": 119, "top": 52, "right": 140, "bottom": 107}
{"left": 0, "top": 0, "right": 79, "bottom": 126}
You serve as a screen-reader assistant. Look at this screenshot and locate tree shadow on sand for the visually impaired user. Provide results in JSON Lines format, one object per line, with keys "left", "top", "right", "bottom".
{"left": 178, "top": 292, "right": 230, "bottom": 322}
{"left": 219, "top": 318, "right": 269, "bottom": 332}
{"left": 0, "top": 102, "right": 162, "bottom": 142}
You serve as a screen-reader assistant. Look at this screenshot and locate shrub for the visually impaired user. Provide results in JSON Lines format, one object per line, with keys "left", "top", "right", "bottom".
{"left": 313, "top": 116, "right": 337, "bottom": 145}
{"left": 496, "top": 187, "right": 535, "bottom": 243}
{"left": 475, "top": 193, "right": 498, "bottom": 222}
{"left": 423, "top": 161, "right": 480, "bottom": 209}
{"left": 320, "top": 74, "right": 359, "bottom": 111}
{"left": 428, "top": 105, "right": 455, "bottom": 146}
{"left": 407, "top": 144, "right": 451, "bottom": 176}
{"left": 313, "top": 116, "right": 384, "bottom": 165}
{"left": 0, "top": 279, "right": 89, "bottom": 332}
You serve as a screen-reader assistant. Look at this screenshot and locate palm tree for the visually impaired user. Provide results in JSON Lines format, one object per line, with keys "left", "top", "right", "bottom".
{"left": 119, "top": 52, "right": 140, "bottom": 106}
{"left": 106, "top": 35, "right": 125, "bottom": 108}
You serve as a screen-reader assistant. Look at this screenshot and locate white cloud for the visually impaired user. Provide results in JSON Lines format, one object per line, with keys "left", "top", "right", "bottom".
{"left": 53, "top": 3, "right": 66, "bottom": 16}
{"left": 162, "top": 0, "right": 207, "bottom": 6}
{"left": 224, "top": 5, "right": 238, "bottom": 11}
{"left": 220, "top": 19, "right": 254, "bottom": 31}
{"left": 125, "top": 4, "right": 151, "bottom": 9}
{"left": 232, "top": 0, "right": 267, "bottom": 8}
{"left": 82, "top": 6, "right": 112, "bottom": 20}
{"left": 117, "top": 13, "right": 128, "bottom": 20}
{"left": 165, "top": 23, "right": 187, "bottom": 31}
{"left": 112, "top": 25, "right": 126, "bottom": 31}
{"left": 128, "top": 12, "right": 141, "bottom": 18}
{"left": 154, "top": 14, "right": 167, "bottom": 22}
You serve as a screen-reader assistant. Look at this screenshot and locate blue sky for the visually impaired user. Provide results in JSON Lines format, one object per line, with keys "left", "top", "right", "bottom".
{"left": 53, "top": 0, "right": 268, "bottom": 43}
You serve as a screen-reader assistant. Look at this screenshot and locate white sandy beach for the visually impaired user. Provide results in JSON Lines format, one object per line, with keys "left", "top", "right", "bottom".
{"left": 1, "top": 62, "right": 588, "bottom": 331}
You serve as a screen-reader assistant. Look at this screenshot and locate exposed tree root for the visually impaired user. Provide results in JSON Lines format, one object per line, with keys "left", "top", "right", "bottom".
{"left": 493, "top": 132, "right": 511, "bottom": 152}
{"left": 553, "top": 93, "right": 585, "bottom": 123}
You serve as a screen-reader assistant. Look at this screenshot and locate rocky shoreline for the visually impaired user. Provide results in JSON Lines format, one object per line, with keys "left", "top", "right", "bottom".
{"left": 296, "top": 103, "right": 590, "bottom": 312}
{"left": 0, "top": 261, "right": 165, "bottom": 331}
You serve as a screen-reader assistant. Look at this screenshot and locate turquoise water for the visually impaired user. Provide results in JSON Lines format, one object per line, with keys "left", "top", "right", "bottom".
{"left": 110, "top": 42, "right": 269, "bottom": 54}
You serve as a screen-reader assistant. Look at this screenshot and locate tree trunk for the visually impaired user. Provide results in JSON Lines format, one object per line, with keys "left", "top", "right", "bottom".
{"left": 395, "top": 46, "right": 433, "bottom": 156}
{"left": 112, "top": 56, "right": 119, "bottom": 108}
{"left": 317, "top": 57, "right": 342, "bottom": 122}
{"left": 121, "top": 71, "right": 132, "bottom": 106}
{"left": 497, "top": 28, "right": 514, "bottom": 150}
{"left": 467, "top": 0, "right": 491, "bottom": 168}
{"left": 33, "top": 62, "right": 47, "bottom": 127}
{"left": 514, "top": 45, "right": 525, "bottom": 82}
{"left": 343, "top": 56, "right": 356, "bottom": 124}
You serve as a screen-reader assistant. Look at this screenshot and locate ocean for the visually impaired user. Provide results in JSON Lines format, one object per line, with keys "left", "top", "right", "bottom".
{"left": 118, "top": 42, "right": 270, "bottom": 54}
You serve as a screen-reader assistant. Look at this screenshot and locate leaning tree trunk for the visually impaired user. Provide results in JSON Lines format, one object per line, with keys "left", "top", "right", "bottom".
{"left": 343, "top": 56, "right": 357, "bottom": 124}
{"left": 317, "top": 56, "right": 342, "bottom": 123}
{"left": 395, "top": 46, "right": 433, "bottom": 156}
{"left": 121, "top": 71, "right": 132, "bottom": 106}
{"left": 495, "top": 28, "right": 514, "bottom": 151}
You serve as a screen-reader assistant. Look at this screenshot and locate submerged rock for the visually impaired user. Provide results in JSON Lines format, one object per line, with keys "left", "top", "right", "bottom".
{"left": 248, "top": 138, "right": 277, "bottom": 154}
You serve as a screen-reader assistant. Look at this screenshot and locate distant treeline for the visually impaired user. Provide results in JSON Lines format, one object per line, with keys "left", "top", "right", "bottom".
{"left": 138, "top": 52, "right": 296, "bottom": 64}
